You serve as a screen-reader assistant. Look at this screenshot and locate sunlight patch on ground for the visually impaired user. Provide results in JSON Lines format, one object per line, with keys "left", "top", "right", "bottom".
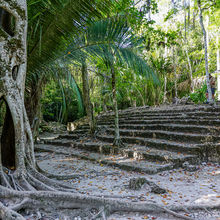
{"left": 212, "top": 170, "right": 220, "bottom": 176}
{"left": 194, "top": 194, "right": 220, "bottom": 205}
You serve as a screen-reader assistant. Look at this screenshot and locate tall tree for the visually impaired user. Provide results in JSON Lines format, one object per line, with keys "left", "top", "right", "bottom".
{"left": 65, "top": 17, "right": 157, "bottom": 147}
{"left": 81, "top": 60, "right": 96, "bottom": 135}
{"left": 110, "top": 62, "right": 124, "bottom": 147}
{"left": 197, "top": 0, "right": 212, "bottom": 103}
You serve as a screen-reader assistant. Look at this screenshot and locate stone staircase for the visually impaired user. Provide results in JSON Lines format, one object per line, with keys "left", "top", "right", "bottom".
{"left": 35, "top": 105, "right": 220, "bottom": 174}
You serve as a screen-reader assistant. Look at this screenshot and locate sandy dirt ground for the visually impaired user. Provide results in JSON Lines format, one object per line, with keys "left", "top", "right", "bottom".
{"left": 33, "top": 151, "right": 220, "bottom": 220}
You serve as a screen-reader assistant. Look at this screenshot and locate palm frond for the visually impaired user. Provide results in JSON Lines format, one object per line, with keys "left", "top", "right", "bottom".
{"left": 27, "top": 0, "right": 113, "bottom": 74}
{"left": 63, "top": 16, "right": 157, "bottom": 82}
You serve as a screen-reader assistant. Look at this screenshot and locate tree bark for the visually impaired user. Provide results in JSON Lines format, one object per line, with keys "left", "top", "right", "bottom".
{"left": 110, "top": 63, "right": 124, "bottom": 147}
{"left": 184, "top": 44, "right": 194, "bottom": 92}
{"left": 217, "top": 34, "right": 220, "bottom": 71}
{"left": 183, "top": 0, "right": 187, "bottom": 40}
{"left": 81, "top": 61, "right": 96, "bottom": 135}
{"left": 102, "top": 76, "right": 108, "bottom": 112}
{"left": 163, "top": 75, "right": 167, "bottom": 103}
{"left": 197, "top": 0, "right": 212, "bottom": 103}
{"left": 187, "top": 0, "right": 190, "bottom": 28}
{"left": 217, "top": 34, "right": 220, "bottom": 101}
{"left": 0, "top": 0, "right": 35, "bottom": 173}
{"left": 25, "top": 78, "right": 43, "bottom": 140}
{"left": 173, "top": 47, "right": 178, "bottom": 101}
{"left": 147, "top": 0, "right": 151, "bottom": 21}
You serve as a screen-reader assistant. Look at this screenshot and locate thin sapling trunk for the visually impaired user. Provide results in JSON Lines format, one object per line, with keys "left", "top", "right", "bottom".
{"left": 110, "top": 63, "right": 125, "bottom": 148}
{"left": 81, "top": 61, "right": 96, "bottom": 135}
{"left": 198, "top": 0, "right": 212, "bottom": 103}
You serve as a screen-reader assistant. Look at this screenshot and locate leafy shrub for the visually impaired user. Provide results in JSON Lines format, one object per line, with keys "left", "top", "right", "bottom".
{"left": 189, "top": 83, "right": 207, "bottom": 104}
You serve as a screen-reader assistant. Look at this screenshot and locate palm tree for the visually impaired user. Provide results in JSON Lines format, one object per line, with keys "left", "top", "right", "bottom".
{"left": 64, "top": 16, "right": 157, "bottom": 147}
{"left": 197, "top": 0, "right": 212, "bottom": 103}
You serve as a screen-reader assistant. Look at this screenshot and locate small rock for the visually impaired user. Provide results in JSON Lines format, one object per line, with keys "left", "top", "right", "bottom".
{"left": 150, "top": 186, "right": 166, "bottom": 194}
{"left": 183, "top": 161, "right": 199, "bottom": 172}
{"left": 37, "top": 211, "right": 41, "bottom": 219}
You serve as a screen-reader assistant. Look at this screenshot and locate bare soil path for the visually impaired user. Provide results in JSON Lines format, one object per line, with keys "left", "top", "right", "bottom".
{"left": 31, "top": 144, "right": 220, "bottom": 220}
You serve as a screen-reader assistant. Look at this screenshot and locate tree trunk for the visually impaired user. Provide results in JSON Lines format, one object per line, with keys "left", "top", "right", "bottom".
{"left": 217, "top": 34, "right": 220, "bottom": 101}
{"left": 206, "top": 15, "right": 209, "bottom": 63}
{"left": 173, "top": 47, "right": 178, "bottom": 102}
{"left": 185, "top": 45, "right": 194, "bottom": 92}
{"left": 187, "top": 0, "right": 190, "bottom": 28}
{"left": 102, "top": 76, "right": 108, "bottom": 112}
{"left": 163, "top": 76, "right": 167, "bottom": 103}
{"left": 197, "top": 0, "right": 212, "bottom": 103}
{"left": 25, "top": 79, "right": 43, "bottom": 141}
{"left": 183, "top": 0, "right": 187, "bottom": 39}
{"left": 192, "top": 9, "right": 196, "bottom": 29}
{"left": 217, "top": 34, "right": 219, "bottom": 71}
{"left": 110, "top": 63, "right": 124, "bottom": 147}
{"left": 81, "top": 61, "right": 96, "bottom": 135}
{"left": 147, "top": 0, "right": 151, "bottom": 21}
{"left": 0, "top": 0, "right": 35, "bottom": 175}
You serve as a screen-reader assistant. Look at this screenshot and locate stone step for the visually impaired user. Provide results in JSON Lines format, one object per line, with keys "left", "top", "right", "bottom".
{"left": 98, "top": 112, "right": 220, "bottom": 121}
{"left": 107, "top": 124, "right": 220, "bottom": 134}
{"left": 43, "top": 139, "right": 74, "bottom": 147}
{"left": 103, "top": 128, "right": 220, "bottom": 143}
{"left": 34, "top": 144, "right": 177, "bottom": 174}
{"left": 122, "top": 145, "right": 199, "bottom": 165}
{"left": 80, "top": 116, "right": 220, "bottom": 129}
{"left": 66, "top": 123, "right": 220, "bottom": 140}
{"left": 95, "top": 134, "right": 203, "bottom": 155}
{"left": 63, "top": 127, "right": 219, "bottom": 143}
{"left": 68, "top": 129, "right": 89, "bottom": 135}
{"left": 96, "top": 119, "right": 220, "bottom": 126}
{"left": 98, "top": 115, "right": 220, "bottom": 122}
{"left": 42, "top": 137, "right": 199, "bottom": 164}
{"left": 58, "top": 134, "right": 80, "bottom": 140}
{"left": 98, "top": 105, "right": 220, "bottom": 118}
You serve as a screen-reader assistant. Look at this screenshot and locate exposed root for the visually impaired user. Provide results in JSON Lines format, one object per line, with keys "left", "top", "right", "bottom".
{"left": 28, "top": 165, "right": 77, "bottom": 191}
{"left": 18, "top": 175, "right": 37, "bottom": 191}
{"left": 91, "top": 206, "right": 108, "bottom": 220}
{"left": 9, "top": 198, "right": 30, "bottom": 211}
{"left": 36, "top": 160, "right": 119, "bottom": 180}
{"left": 26, "top": 173, "right": 57, "bottom": 191}
{"left": 36, "top": 162, "right": 84, "bottom": 180}
{"left": 159, "top": 206, "right": 194, "bottom": 220}
{"left": 0, "top": 201, "right": 25, "bottom": 220}
{"left": 113, "top": 138, "right": 126, "bottom": 148}
{"left": 3, "top": 184, "right": 219, "bottom": 220}
{"left": 1, "top": 180, "right": 220, "bottom": 220}
{"left": 0, "top": 162, "right": 217, "bottom": 220}
{"left": 0, "top": 170, "right": 13, "bottom": 189}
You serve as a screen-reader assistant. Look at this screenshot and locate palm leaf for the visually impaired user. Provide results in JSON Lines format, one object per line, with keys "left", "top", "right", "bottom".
{"left": 63, "top": 16, "right": 158, "bottom": 82}
{"left": 27, "top": 0, "right": 113, "bottom": 74}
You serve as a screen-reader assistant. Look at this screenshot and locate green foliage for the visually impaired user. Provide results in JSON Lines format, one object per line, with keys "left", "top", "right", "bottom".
{"left": 64, "top": 16, "right": 158, "bottom": 82}
{"left": 25, "top": 0, "right": 220, "bottom": 125}
{"left": 189, "top": 83, "right": 207, "bottom": 104}
{"left": 41, "top": 80, "right": 84, "bottom": 123}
